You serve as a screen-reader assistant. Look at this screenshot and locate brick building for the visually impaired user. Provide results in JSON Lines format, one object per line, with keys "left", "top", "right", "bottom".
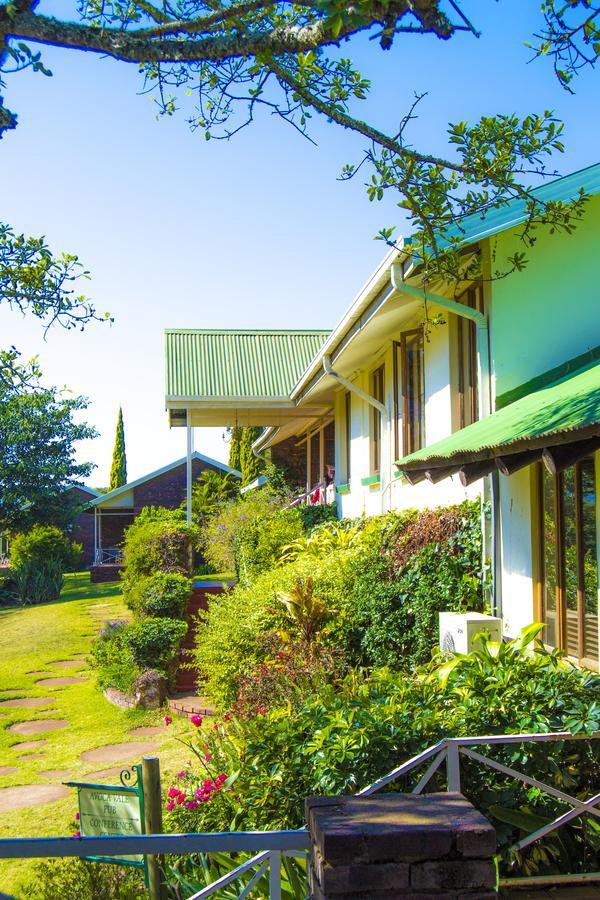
{"left": 88, "top": 451, "right": 240, "bottom": 580}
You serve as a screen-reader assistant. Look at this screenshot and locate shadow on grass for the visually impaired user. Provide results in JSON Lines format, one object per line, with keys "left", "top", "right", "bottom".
{"left": 0, "top": 571, "right": 123, "bottom": 613}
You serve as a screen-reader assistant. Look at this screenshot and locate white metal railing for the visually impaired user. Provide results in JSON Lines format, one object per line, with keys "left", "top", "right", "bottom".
{"left": 285, "top": 481, "right": 335, "bottom": 509}
{"left": 358, "top": 730, "right": 600, "bottom": 889}
{"left": 93, "top": 548, "right": 123, "bottom": 565}
{"left": 0, "top": 732, "right": 597, "bottom": 896}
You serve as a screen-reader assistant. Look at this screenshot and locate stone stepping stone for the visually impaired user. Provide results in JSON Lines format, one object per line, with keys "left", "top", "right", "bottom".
{"left": 9, "top": 720, "right": 69, "bottom": 736}
{"left": 0, "top": 784, "right": 70, "bottom": 813}
{"left": 19, "top": 753, "right": 46, "bottom": 760}
{"left": 0, "top": 767, "right": 17, "bottom": 776}
{"left": 81, "top": 741, "right": 158, "bottom": 764}
{"left": 13, "top": 740, "right": 48, "bottom": 752}
{"left": 48, "top": 661, "right": 85, "bottom": 669}
{"left": 0, "top": 697, "right": 53, "bottom": 709}
{"left": 128, "top": 726, "right": 163, "bottom": 738}
{"left": 35, "top": 676, "right": 86, "bottom": 687}
{"left": 84, "top": 767, "right": 126, "bottom": 783}
{"left": 27, "top": 671, "right": 50, "bottom": 677}
{"left": 40, "top": 769, "right": 72, "bottom": 779}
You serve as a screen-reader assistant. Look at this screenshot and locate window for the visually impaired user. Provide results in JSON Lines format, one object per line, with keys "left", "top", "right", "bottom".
{"left": 537, "top": 458, "right": 598, "bottom": 666}
{"left": 345, "top": 391, "right": 352, "bottom": 482}
{"left": 371, "top": 366, "right": 385, "bottom": 475}
{"left": 401, "top": 329, "right": 425, "bottom": 456}
{"left": 456, "top": 286, "right": 484, "bottom": 428}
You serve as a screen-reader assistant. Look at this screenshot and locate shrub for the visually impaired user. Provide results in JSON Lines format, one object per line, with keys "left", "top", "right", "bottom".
{"left": 26, "top": 857, "right": 146, "bottom": 900}
{"left": 13, "top": 557, "right": 64, "bottom": 604}
{"left": 91, "top": 617, "right": 187, "bottom": 692}
{"left": 167, "top": 630, "right": 600, "bottom": 877}
{"left": 202, "top": 493, "right": 302, "bottom": 579}
{"left": 186, "top": 470, "right": 240, "bottom": 525}
{"left": 9, "top": 524, "right": 79, "bottom": 571}
{"left": 235, "top": 506, "right": 304, "bottom": 581}
{"left": 120, "top": 508, "right": 198, "bottom": 601}
{"left": 125, "top": 571, "right": 191, "bottom": 619}
{"left": 123, "top": 617, "right": 188, "bottom": 677}
{"left": 195, "top": 554, "right": 353, "bottom": 706}
{"left": 341, "top": 501, "right": 487, "bottom": 669}
{"left": 89, "top": 620, "right": 139, "bottom": 692}
{"left": 297, "top": 502, "right": 338, "bottom": 531}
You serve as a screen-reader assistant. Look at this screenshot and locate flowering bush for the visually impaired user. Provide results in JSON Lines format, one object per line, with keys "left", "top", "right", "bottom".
{"left": 168, "top": 631, "right": 600, "bottom": 878}
{"left": 231, "top": 633, "right": 345, "bottom": 718}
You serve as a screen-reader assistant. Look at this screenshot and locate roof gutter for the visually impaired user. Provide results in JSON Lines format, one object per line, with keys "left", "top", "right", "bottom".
{"left": 252, "top": 426, "right": 279, "bottom": 460}
{"left": 322, "top": 355, "right": 388, "bottom": 418}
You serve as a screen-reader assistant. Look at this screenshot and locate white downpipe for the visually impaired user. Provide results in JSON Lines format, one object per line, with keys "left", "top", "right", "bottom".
{"left": 186, "top": 414, "right": 193, "bottom": 526}
{"left": 389, "top": 264, "right": 498, "bottom": 613}
{"left": 323, "top": 355, "right": 389, "bottom": 513}
{"left": 322, "top": 356, "right": 387, "bottom": 418}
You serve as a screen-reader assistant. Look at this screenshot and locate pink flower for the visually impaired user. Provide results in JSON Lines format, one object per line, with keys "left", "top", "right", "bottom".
{"left": 72, "top": 831, "right": 81, "bottom": 839}
{"left": 190, "top": 714, "right": 203, "bottom": 727}
{"left": 166, "top": 800, "right": 175, "bottom": 811}
{"left": 168, "top": 787, "right": 182, "bottom": 799}
{"left": 186, "top": 800, "right": 199, "bottom": 810}
{"left": 218, "top": 773, "right": 228, "bottom": 784}
{"left": 164, "top": 715, "right": 172, "bottom": 727}
{"left": 204, "top": 753, "right": 212, "bottom": 761}
{"left": 176, "top": 771, "right": 187, "bottom": 778}
{"left": 176, "top": 793, "right": 186, "bottom": 805}
{"left": 75, "top": 812, "right": 80, "bottom": 821}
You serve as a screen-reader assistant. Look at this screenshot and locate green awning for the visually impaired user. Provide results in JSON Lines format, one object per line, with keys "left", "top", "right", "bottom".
{"left": 397, "top": 357, "right": 600, "bottom": 473}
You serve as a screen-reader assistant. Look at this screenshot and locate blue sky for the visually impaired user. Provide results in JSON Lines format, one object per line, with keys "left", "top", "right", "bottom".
{"left": 1, "top": 0, "right": 598, "bottom": 485}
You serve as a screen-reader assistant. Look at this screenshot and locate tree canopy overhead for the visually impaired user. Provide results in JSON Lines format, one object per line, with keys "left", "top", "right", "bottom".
{"left": 1, "top": 2, "right": 599, "bottom": 285}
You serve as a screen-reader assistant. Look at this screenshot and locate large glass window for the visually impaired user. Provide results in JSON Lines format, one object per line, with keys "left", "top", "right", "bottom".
{"left": 456, "top": 286, "right": 484, "bottom": 429}
{"left": 539, "top": 457, "right": 598, "bottom": 666}
{"left": 371, "top": 366, "right": 385, "bottom": 475}
{"left": 401, "top": 329, "right": 425, "bottom": 456}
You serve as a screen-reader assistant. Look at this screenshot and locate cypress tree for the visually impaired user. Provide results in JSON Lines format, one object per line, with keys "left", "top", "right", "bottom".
{"left": 109, "top": 407, "right": 127, "bottom": 490}
{"left": 228, "top": 426, "right": 242, "bottom": 472}
{"left": 239, "top": 426, "right": 264, "bottom": 485}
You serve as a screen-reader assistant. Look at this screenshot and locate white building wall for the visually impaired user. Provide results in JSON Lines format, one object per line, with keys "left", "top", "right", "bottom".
{"left": 336, "top": 319, "right": 483, "bottom": 519}
{"left": 498, "top": 467, "right": 535, "bottom": 639}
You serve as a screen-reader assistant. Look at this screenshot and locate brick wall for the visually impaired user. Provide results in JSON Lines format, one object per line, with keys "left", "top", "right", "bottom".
{"left": 133, "top": 458, "right": 224, "bottom": 510}
{"left": 271, "top": 435, "right": 307, "bottom": 489}
{"left": 306, "top": 793, "right": 496, "bottom": 899}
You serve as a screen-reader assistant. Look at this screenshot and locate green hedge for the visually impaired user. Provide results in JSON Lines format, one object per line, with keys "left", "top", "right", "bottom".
{"left": 125, "top": 572, "right": 191, "bottom": 619}
{"left": 90, "top": 617, "right": 188, "bottom": 692}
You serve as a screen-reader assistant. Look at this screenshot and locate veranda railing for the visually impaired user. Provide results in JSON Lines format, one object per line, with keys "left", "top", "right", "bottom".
{"left": 0, "top": 731, "right": 598, "bottom": 897}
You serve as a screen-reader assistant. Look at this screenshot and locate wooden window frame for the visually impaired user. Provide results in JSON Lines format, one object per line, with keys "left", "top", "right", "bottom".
{"left": 456, "top": 286, "right": 483, "bottom": 429}
{"left": 535, "top": 460, "right": 598, "bottom": 667}
{"left": 371, "top": 365, "right": 385, "bottom": 476}
{"left": 401, "top": 329, "right": 425, "bottom": 457}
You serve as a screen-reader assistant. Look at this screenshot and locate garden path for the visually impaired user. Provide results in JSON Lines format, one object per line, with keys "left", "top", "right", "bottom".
{"left": 0, "top": 575, "right": 196, "bottom": 896}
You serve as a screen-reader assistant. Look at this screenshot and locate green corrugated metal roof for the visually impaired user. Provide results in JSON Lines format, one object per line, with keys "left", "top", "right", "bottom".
{"left": 406, "top": 161, "right": 600, "bottom": 254}
{"left": 397, "top": 356, "right": 600, "bottom": 469}
{"left": 165, "top": 329, "right": 331, "bottom": 401}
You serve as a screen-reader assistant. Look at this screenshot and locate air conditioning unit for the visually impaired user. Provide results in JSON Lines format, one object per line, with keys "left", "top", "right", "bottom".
{"left": 439, "top": 612, "right": 502, "bottom": 657}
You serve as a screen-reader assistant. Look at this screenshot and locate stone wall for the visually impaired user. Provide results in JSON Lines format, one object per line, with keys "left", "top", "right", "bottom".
{"left": 306, "top": 793, "right": 496, "bottom": 899}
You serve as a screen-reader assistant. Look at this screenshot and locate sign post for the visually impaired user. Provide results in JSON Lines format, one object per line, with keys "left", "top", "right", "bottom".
{"left": 141, "top": 756, "right": 167, "bottom": 900}
{"left": 66, "top": 756, "right": 165, "bottom": 899}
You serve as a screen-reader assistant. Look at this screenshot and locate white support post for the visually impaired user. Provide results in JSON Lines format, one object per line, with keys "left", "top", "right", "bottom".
{"left": 186, "top": 413, "right": 193, "bottom": 526}
{"left": 97, "top": 510, "right": 102, "bottom": 562}
{"left": 446, "top": 742, "right": 461, "bottom": 793}
{"left": 306, "top": 433, "right": 312, "bottom": 498}
{"left": 269, "top": 850, "right": 281, "bottom": 900}
{"left": 93, "top": 508, "right": 98, "bottom": 563}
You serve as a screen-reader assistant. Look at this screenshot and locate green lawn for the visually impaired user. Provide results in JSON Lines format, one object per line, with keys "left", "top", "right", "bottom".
{"left": 0, "top": 573, "right": 196, "bottom": 896}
